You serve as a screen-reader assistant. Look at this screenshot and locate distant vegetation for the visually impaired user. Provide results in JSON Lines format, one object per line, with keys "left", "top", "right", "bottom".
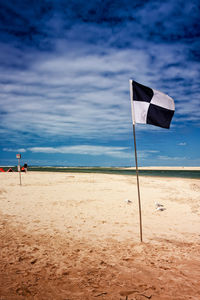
{"left": 1, "top": 166, "right": 199, "bottom": 179}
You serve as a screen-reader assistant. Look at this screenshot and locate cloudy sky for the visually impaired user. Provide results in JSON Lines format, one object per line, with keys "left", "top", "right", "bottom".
{"left": 0, "top": 0, "right": 199, "bottom": 167}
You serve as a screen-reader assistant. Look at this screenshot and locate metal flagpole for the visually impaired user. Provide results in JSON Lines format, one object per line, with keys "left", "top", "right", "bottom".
{"left": 18, "top": 158, "right": 22, "bottom": 186}
{"left": 16, "top": 154, "right": 22, "bottom": 186}
{"left": 129, "top": 80, "right": 143, "bottom": 242}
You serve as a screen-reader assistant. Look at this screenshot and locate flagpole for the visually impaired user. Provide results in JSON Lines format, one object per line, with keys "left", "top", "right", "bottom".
{"left": 129, "top": 80, "right": 143, "bottom": 242}
{"left": 18, "top": 157, "right": 22, "bottom": 186}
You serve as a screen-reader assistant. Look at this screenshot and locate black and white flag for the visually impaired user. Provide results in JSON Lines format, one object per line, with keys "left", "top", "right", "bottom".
{"left": 130, "top": 80, "right": 175, "bottom": 129}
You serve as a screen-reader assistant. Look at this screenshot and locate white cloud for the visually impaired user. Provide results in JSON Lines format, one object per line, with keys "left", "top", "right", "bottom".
{"left": 3, "top": 148, "right": 27, "bottom": 153}
{"left": 178, "top": 142, "right": 186, "bottom": 146}
{"left": 138, "top": 149, "right": 159, "bottom": 159}
{"left": 28, "top": 145, "right": 132, "bottom": 158}
{"left": 0, "top": 34, "right": 199, "bottom": 150}
{"left": 158, "top": 155, "right": 186, "bottom": 161}
{"left": 0, "top": 46, "right": 176, "bottom": 145}
{"left": 0, "top": 51, "right": 132, "bottom": 141}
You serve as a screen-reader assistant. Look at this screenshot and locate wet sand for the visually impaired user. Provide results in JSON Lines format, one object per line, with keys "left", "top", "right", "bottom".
{"left": 0, "top": 172, "right": 200, "bottom": 299}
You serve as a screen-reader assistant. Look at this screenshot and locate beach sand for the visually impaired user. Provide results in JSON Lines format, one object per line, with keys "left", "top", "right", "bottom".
{"left": 0, "top": 172, "right": 200, "bottom": 299}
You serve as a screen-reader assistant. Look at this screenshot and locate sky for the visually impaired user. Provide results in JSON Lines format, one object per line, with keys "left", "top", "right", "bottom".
{"left": 0, "top": 0, "right": 199, "bottom": 167}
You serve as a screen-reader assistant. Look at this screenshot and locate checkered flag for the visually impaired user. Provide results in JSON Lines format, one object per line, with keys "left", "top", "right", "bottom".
{"left": 130, "top": 80, "right": 175, "bottom": 129}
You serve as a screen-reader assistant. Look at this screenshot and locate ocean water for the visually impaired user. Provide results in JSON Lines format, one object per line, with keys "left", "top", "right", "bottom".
{"left": 4, "top": 166, "right": 199, "bottom": 179}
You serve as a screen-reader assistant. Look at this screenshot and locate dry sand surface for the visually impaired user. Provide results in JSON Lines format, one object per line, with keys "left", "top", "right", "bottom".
{"left": 0, "top": 172, "right": 200, "bottom": 300}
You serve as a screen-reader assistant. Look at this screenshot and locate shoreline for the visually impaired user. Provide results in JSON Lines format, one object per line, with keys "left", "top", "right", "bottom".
{"left": 1, "top": 165, "right": 200, "bottom": 170}
{"left": 1, "top": 166, "right": 200, "bottom": 179}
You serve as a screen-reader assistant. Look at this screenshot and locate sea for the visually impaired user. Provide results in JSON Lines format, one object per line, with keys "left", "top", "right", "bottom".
{"left": 2, "top": 166, "right": 200, "bottom": 179}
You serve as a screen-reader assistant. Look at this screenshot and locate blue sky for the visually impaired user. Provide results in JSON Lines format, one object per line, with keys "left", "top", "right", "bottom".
{"left": 0, "top": 0, "right": 199, "bottom": 167}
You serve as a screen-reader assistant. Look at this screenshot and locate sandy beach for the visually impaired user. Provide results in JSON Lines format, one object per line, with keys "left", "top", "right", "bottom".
{"left": 0, "top": 171, "right": 200, "bottom": 299}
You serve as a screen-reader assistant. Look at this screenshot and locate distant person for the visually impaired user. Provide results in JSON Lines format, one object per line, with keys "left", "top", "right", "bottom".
{"left": 24, "top": 163, "right": 28, "bottom": 173}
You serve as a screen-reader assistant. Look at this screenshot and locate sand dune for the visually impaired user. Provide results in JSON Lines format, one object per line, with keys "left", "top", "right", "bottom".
{"left": 0, "top": 172, "right": 200, "bottom": 299}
